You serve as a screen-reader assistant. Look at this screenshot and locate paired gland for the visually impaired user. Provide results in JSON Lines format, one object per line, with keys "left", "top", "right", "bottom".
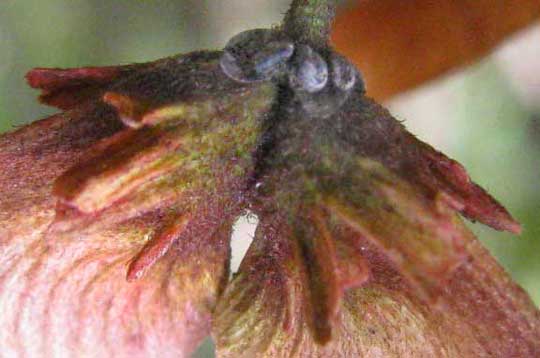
{"left": 220, "top": 28, "right": 364, "bottom": 117}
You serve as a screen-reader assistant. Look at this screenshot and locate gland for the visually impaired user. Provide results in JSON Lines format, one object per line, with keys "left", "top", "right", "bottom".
{"left": 330, "top": 53, "right": 359, "bottom": 92}
{"left": 288, "top": 44, "right": 329, "bottom": 93}
{"left": 220, "top": 29, "right": 295, "bottom": 83}
{"left": 220, "top": 28, "right": 365, "bottom": 117}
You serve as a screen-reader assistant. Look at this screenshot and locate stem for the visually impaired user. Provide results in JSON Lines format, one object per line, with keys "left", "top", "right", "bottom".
{"left": 283, "top": 0, "right": 338, "bottom": 48}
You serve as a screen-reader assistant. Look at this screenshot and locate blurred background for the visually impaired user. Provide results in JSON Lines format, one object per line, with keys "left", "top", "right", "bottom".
{"left": 0, "top": 1, "right": 538, "bottom": 356}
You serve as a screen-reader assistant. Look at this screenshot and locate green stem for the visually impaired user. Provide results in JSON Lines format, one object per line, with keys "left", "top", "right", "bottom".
{"left": 282, "top": 0, "right": 338, "bottom": 48}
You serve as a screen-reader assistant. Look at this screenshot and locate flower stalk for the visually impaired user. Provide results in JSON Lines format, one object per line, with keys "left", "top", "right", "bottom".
{"left": 282, "top": 0, "right": 338, "bottom": 47}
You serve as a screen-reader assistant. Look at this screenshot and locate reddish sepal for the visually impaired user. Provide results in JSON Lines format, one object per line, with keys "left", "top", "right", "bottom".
{"left": 26, "top": 65, "right": 140, "bottom": 110}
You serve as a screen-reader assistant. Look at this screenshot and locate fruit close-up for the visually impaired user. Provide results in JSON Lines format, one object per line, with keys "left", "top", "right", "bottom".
{"left": 0, "top": 1, "right": 539, "bottom": 357}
